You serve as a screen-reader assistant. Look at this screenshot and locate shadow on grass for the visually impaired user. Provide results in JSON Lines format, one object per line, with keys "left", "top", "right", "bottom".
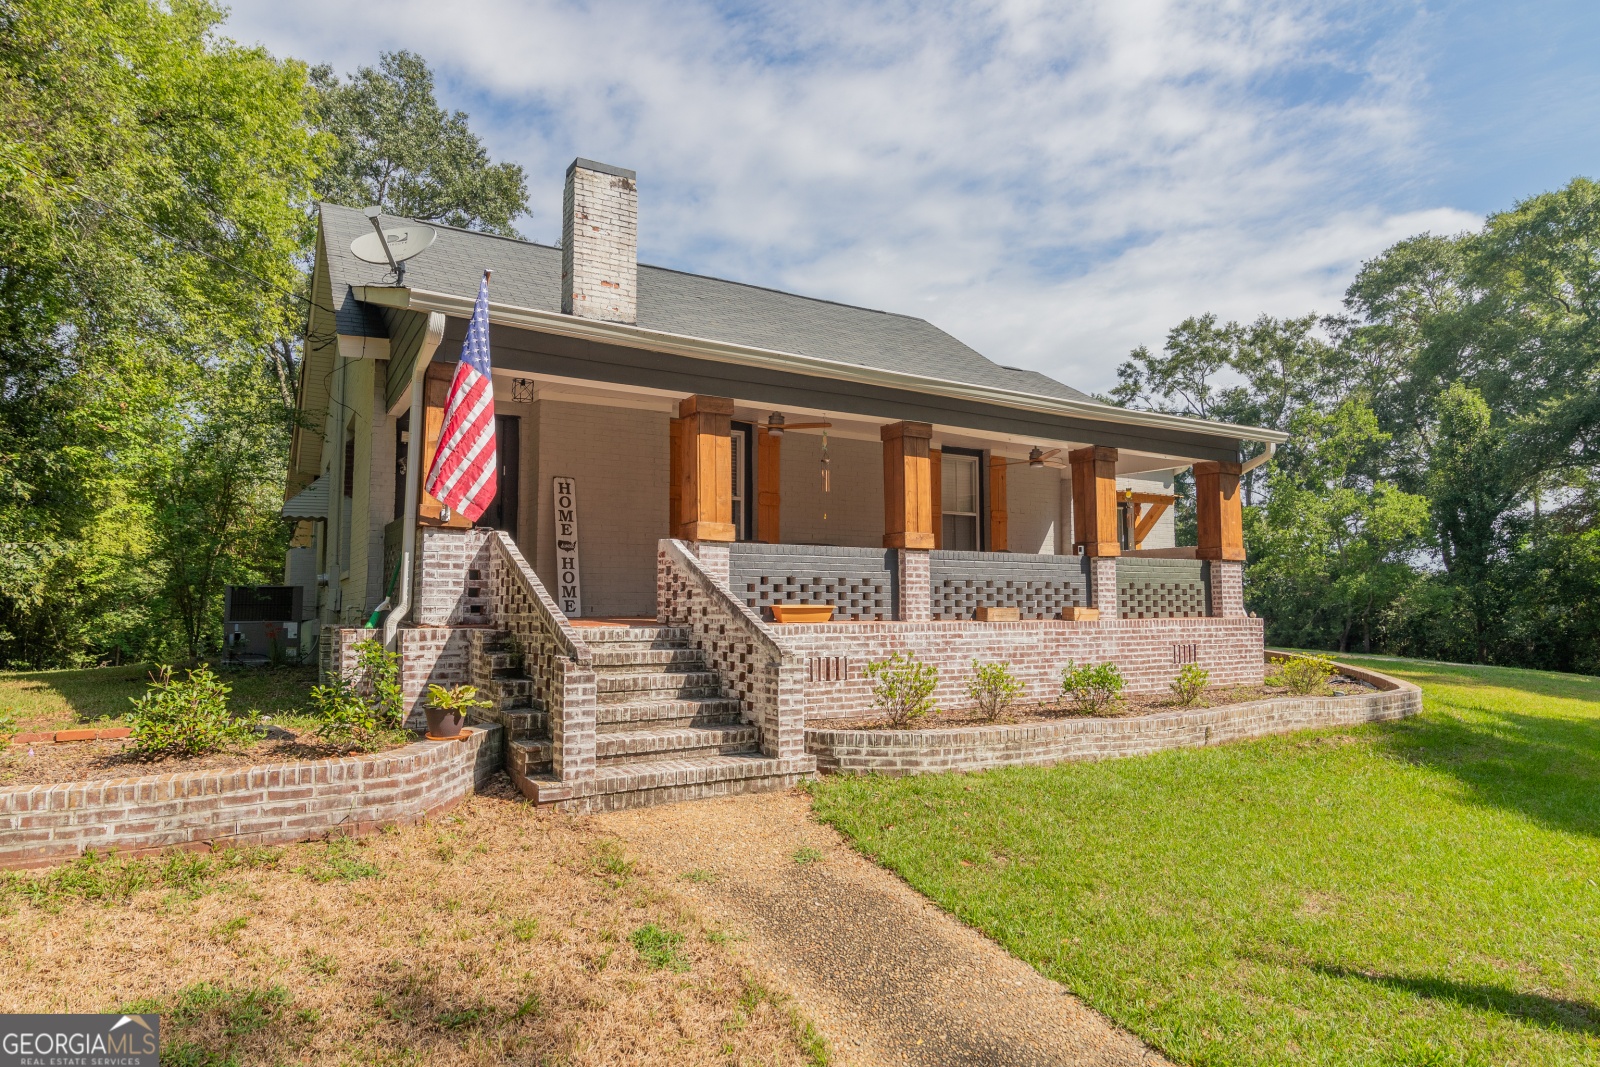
{"left": 1372, "top": 702, "right": 1600, "bottom": 840}
{"left": 1310, "top": 964, "right": 1600, "bottom": 1036}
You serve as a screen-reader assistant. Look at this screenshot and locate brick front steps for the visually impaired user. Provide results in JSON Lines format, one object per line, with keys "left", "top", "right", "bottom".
{"left": 499, "top": 625, "right": 816, "bottom": 812}
{"left": 0, "top": 726, "right": 503, "bottom": 870}
{"left": 806, "top": 661, "right": 1420, "bottom": 776}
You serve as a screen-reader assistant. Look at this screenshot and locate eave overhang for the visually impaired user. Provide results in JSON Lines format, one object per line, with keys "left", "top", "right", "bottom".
{"left": 352, "top": 284, "right": 1290, "bottom": 448}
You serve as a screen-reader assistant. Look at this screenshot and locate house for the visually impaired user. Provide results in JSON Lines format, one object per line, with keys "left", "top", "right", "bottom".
{"left": 282, "top": 158, "right": 1288, "bottom": 811}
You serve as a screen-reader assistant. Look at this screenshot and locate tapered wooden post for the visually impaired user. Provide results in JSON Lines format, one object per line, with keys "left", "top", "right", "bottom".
{"left": 1194, "top": 460, "right": 1245, "bottom": 561}
{"left": 1069, "top": 445, "right": 1119, "bottom": 556}
{"left": 671, "top": 395, "right": 735, "bottom": 542}
{"left": 881, "top": 421, "right": 935, "bottom": 549}
{"left": 757, "top": 430, "right": 781, "bottom": 543}
{"left": 987, "top": 455, "right": 1008, "bottom": 551}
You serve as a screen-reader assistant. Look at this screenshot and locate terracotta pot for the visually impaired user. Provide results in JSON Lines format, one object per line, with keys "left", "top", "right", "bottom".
{"left": 425, "top": 706, "right": 466, "bottom": 740}
{"left": 770, "top": 603, "right": 835, "bottom": 624}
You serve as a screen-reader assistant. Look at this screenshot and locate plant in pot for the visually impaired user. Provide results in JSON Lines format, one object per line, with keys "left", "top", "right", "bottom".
{"left": 424, "top": 684, "right": 491, "bottom": 740}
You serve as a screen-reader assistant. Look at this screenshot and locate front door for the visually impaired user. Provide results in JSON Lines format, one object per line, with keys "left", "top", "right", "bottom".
{"left": 479, "top": 415, "right": 520, "bottom": 534}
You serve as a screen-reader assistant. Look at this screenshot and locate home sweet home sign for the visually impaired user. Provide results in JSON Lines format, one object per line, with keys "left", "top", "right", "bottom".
{"left": 552, "top": 476, "right": 582, "bottom": 617}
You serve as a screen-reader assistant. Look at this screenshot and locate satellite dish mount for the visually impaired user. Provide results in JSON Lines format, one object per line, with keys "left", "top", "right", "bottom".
{"left": 351, "top": 207, "right": 438, "bottom": 281}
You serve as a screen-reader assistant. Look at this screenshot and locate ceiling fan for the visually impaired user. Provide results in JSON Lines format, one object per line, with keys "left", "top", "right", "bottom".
{"left": 1003, "top": 446, "right": 1067, "bottom": 468}
{"left": 764, "top": 412, "right": 832, "bottom": 436}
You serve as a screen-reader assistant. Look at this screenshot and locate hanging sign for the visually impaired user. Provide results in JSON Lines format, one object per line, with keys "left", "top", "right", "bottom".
{"left": 552, "top": 476, "right": 582, "bottom": 617}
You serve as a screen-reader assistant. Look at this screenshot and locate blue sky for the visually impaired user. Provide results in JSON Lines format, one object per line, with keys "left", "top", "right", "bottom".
{"left": 225, "top": 0, "right": 1599, "bottom": 391}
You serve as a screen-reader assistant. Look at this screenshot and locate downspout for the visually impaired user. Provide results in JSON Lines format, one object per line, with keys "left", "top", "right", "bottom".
{"left": 1239, "top": 441, "right": 1276, "bottom": 475}
{"left": 383, "top": 312, "right": 448, "bottom": 650}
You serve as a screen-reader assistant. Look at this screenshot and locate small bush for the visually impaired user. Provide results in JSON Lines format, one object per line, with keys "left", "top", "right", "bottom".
{"left": 1060, "top": 661, "right": 1125, "bottom": 715}
{"left": 864, "top": 651, "right": 938, "bottom": 728}
{"left": 966, "top": 660, "right": 1024, "bottom": 721}
{"left": 310, "top": 639, "right": 406, "bottom": 750}
{"left": 1170, "top": 662, "right": 1210, "bottom": 706}
{"left": 0, "top": 712, "right": 16, "bottom": 744}
{"left": 1268, "top": 654, "right": 1336, "bottom": 695}
{"left": 128, "top": 666, "right": 256, "bottom": 759}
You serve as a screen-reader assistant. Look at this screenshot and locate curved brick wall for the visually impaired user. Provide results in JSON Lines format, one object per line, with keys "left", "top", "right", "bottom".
{"left": 806, "top": 663, "right": 1420, "bottom": 776}
{"left": 0, "top": 725, "right": 503, "bottom": 870}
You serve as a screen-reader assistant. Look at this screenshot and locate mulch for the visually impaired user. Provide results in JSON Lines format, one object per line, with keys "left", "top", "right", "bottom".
{"left": 0, "top": 727, "right": 415, "bottom": 788}
{"left": 824, "top": 676, "right": 1378, "bottom": 731}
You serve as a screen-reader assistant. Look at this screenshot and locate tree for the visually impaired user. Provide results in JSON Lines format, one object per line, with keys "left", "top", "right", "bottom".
{"left": 0, "top": 0, "right": 317, "bottom": 666}
{"left": 1246, "top": 402, "right": 1429, "bottom": 653}
{"left": 310, "top": 51, "right": 529, "bottom": 235}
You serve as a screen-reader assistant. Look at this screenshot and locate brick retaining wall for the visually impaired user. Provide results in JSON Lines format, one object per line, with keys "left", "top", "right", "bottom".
{"left": 0, "top": 725, "right": 503, "bottom": 871}
{"left": 805, "top": 662, "right": 1419, "bottom": 775}
{"left": 782, "top": 616, "right": 1267, "bottom": 721}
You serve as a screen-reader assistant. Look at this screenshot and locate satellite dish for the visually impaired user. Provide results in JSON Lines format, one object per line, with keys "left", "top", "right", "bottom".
{"left": 350, "top": 223, "right": 437, "bottom": 266}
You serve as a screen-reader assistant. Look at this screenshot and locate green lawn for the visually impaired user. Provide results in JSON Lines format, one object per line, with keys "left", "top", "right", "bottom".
{"left": 0, "top": 663, "right": 318, "bottom": 734}
{"left": 811, "top": 657, "right": 1600, "bottom": 1066}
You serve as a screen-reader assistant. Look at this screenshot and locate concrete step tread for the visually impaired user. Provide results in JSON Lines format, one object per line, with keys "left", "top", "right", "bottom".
{"left": 590, "top": 648, "right": 705, "bottom": 668}
{"left": 515, "top": 754, "right": 817, "bottom": 805}
{"left": 597, "top": 724, "right": 759, "bottom": 758}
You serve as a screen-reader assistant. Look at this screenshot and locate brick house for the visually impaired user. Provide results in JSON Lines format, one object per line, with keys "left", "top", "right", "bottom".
{"left": 282, "top": 158, "right": 1287, "bottom": 811}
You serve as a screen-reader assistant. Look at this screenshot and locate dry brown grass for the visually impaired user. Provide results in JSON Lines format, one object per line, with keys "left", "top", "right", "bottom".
{"left": 0, "top": 776, "right": 827, "bottom": 1066}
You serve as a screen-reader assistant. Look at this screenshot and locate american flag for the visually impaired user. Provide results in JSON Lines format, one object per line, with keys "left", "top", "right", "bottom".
{"left": 425, "top": 272, "right": 497, "bottom": 522}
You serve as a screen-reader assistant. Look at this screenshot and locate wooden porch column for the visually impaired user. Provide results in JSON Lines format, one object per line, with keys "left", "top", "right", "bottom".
{"left": 757, "top": 430, "right": 781, "bottom": 543}
{"left": 1194, "top": 460, "right": 1245, "bottom": 561}
{"left": 987, "top": 455, "right": 1008, "bottom": 552}
{"left": 1068, "top": 445, "right": 1120, "bottom": 556}
{"left": 670, "top": 395, "right": 736, "bottom": 542}
{"left": 881, "top": 421, "right": 935, "bottom": 549}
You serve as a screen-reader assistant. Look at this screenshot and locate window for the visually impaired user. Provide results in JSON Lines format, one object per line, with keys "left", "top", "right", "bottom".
{"left": 730, "top": 426, "right": 748, "bottom": 541}
{"left": 941, "top": 453, "right": 981, "bottom": 550}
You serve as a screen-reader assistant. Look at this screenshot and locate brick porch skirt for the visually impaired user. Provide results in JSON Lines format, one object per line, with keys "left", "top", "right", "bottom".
{"left": 805, "top": 662, "right": 1420, "bottom": 776}
{"left": 0, "top": 725, "right": 503, "bottom": 871}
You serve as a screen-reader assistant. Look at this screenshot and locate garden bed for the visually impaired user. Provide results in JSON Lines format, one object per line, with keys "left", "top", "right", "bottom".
{"left": 0, "top": 726, "right": 415, "bottom": 788}
{"left": 823, "top": 675, "right": 1378, "bottom": 732}
{"left": 806, "top": 661, "right": 1418, "bottom": 776}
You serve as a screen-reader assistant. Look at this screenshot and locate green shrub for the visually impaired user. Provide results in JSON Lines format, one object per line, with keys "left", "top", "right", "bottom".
{"left": 1170, "top": 662, "right": 1210, "bottom": 706}
{"left": 864, "top": 651, "right": 939, "bottom": 728}
{"left": 966, "top": 659, "right": 1024, "bottom": 721}
{"left": 128, "top": 666, "right": 256, "bottom": 759}
{"left": 1268, "top": 654, "right": 1336, "bottom": 695}
{"left": 311, "top": 639, "right": 407, "bottom": 749}
{"left": 0, "top": 712, "right": 15, "bottom": 745}
{"left": 1060, "top": 661, "right": 1125, "bottom": 715}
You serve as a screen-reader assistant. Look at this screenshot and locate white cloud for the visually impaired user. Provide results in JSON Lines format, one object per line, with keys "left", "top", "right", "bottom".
{"left": 225, "top": 0, "right": 1479, "bottom": 389}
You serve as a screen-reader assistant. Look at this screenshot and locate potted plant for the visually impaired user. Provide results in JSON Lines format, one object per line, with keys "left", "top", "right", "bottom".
{"left": 424, "top": 683, "right": 491, "bottom": 740}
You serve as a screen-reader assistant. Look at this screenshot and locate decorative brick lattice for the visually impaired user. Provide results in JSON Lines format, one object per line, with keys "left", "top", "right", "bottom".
{"left": 728, "top": 545, "right": 897, "bottom": 622}
{"left": 929, "top": 551, "right": 1091, "bottom": 620}
{"left": 1116, "top": 558, "right": 1211, "bottom": 619}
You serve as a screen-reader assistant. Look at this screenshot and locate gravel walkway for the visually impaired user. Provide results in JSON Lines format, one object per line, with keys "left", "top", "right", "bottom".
{"left": 599, "top": 789, "right": 1172, "bottom": 1067}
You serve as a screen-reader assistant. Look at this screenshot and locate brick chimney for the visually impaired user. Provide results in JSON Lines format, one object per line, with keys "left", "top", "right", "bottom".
{"left": 561, "top": 158, "right": 637, "bottom": 324}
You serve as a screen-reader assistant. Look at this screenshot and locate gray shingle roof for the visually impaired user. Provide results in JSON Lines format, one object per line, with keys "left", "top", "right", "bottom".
{"left": 319, "top": 202, "right": 1089, "bottom": 403}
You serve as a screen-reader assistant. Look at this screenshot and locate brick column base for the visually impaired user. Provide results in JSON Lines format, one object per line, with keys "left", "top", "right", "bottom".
{"left": 898, "top": 549, "right": 931, "bottom": 621}
{"left": 1209, "top": 560, "right": 1246, "bottom": 618}
{"left": 1090, "top": 557, "right": 1119, "bottom": 623}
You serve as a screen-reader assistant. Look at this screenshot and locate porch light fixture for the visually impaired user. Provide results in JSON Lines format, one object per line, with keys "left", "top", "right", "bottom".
{"left": 766, "top": 412, "right": 785, "bottom": 436}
